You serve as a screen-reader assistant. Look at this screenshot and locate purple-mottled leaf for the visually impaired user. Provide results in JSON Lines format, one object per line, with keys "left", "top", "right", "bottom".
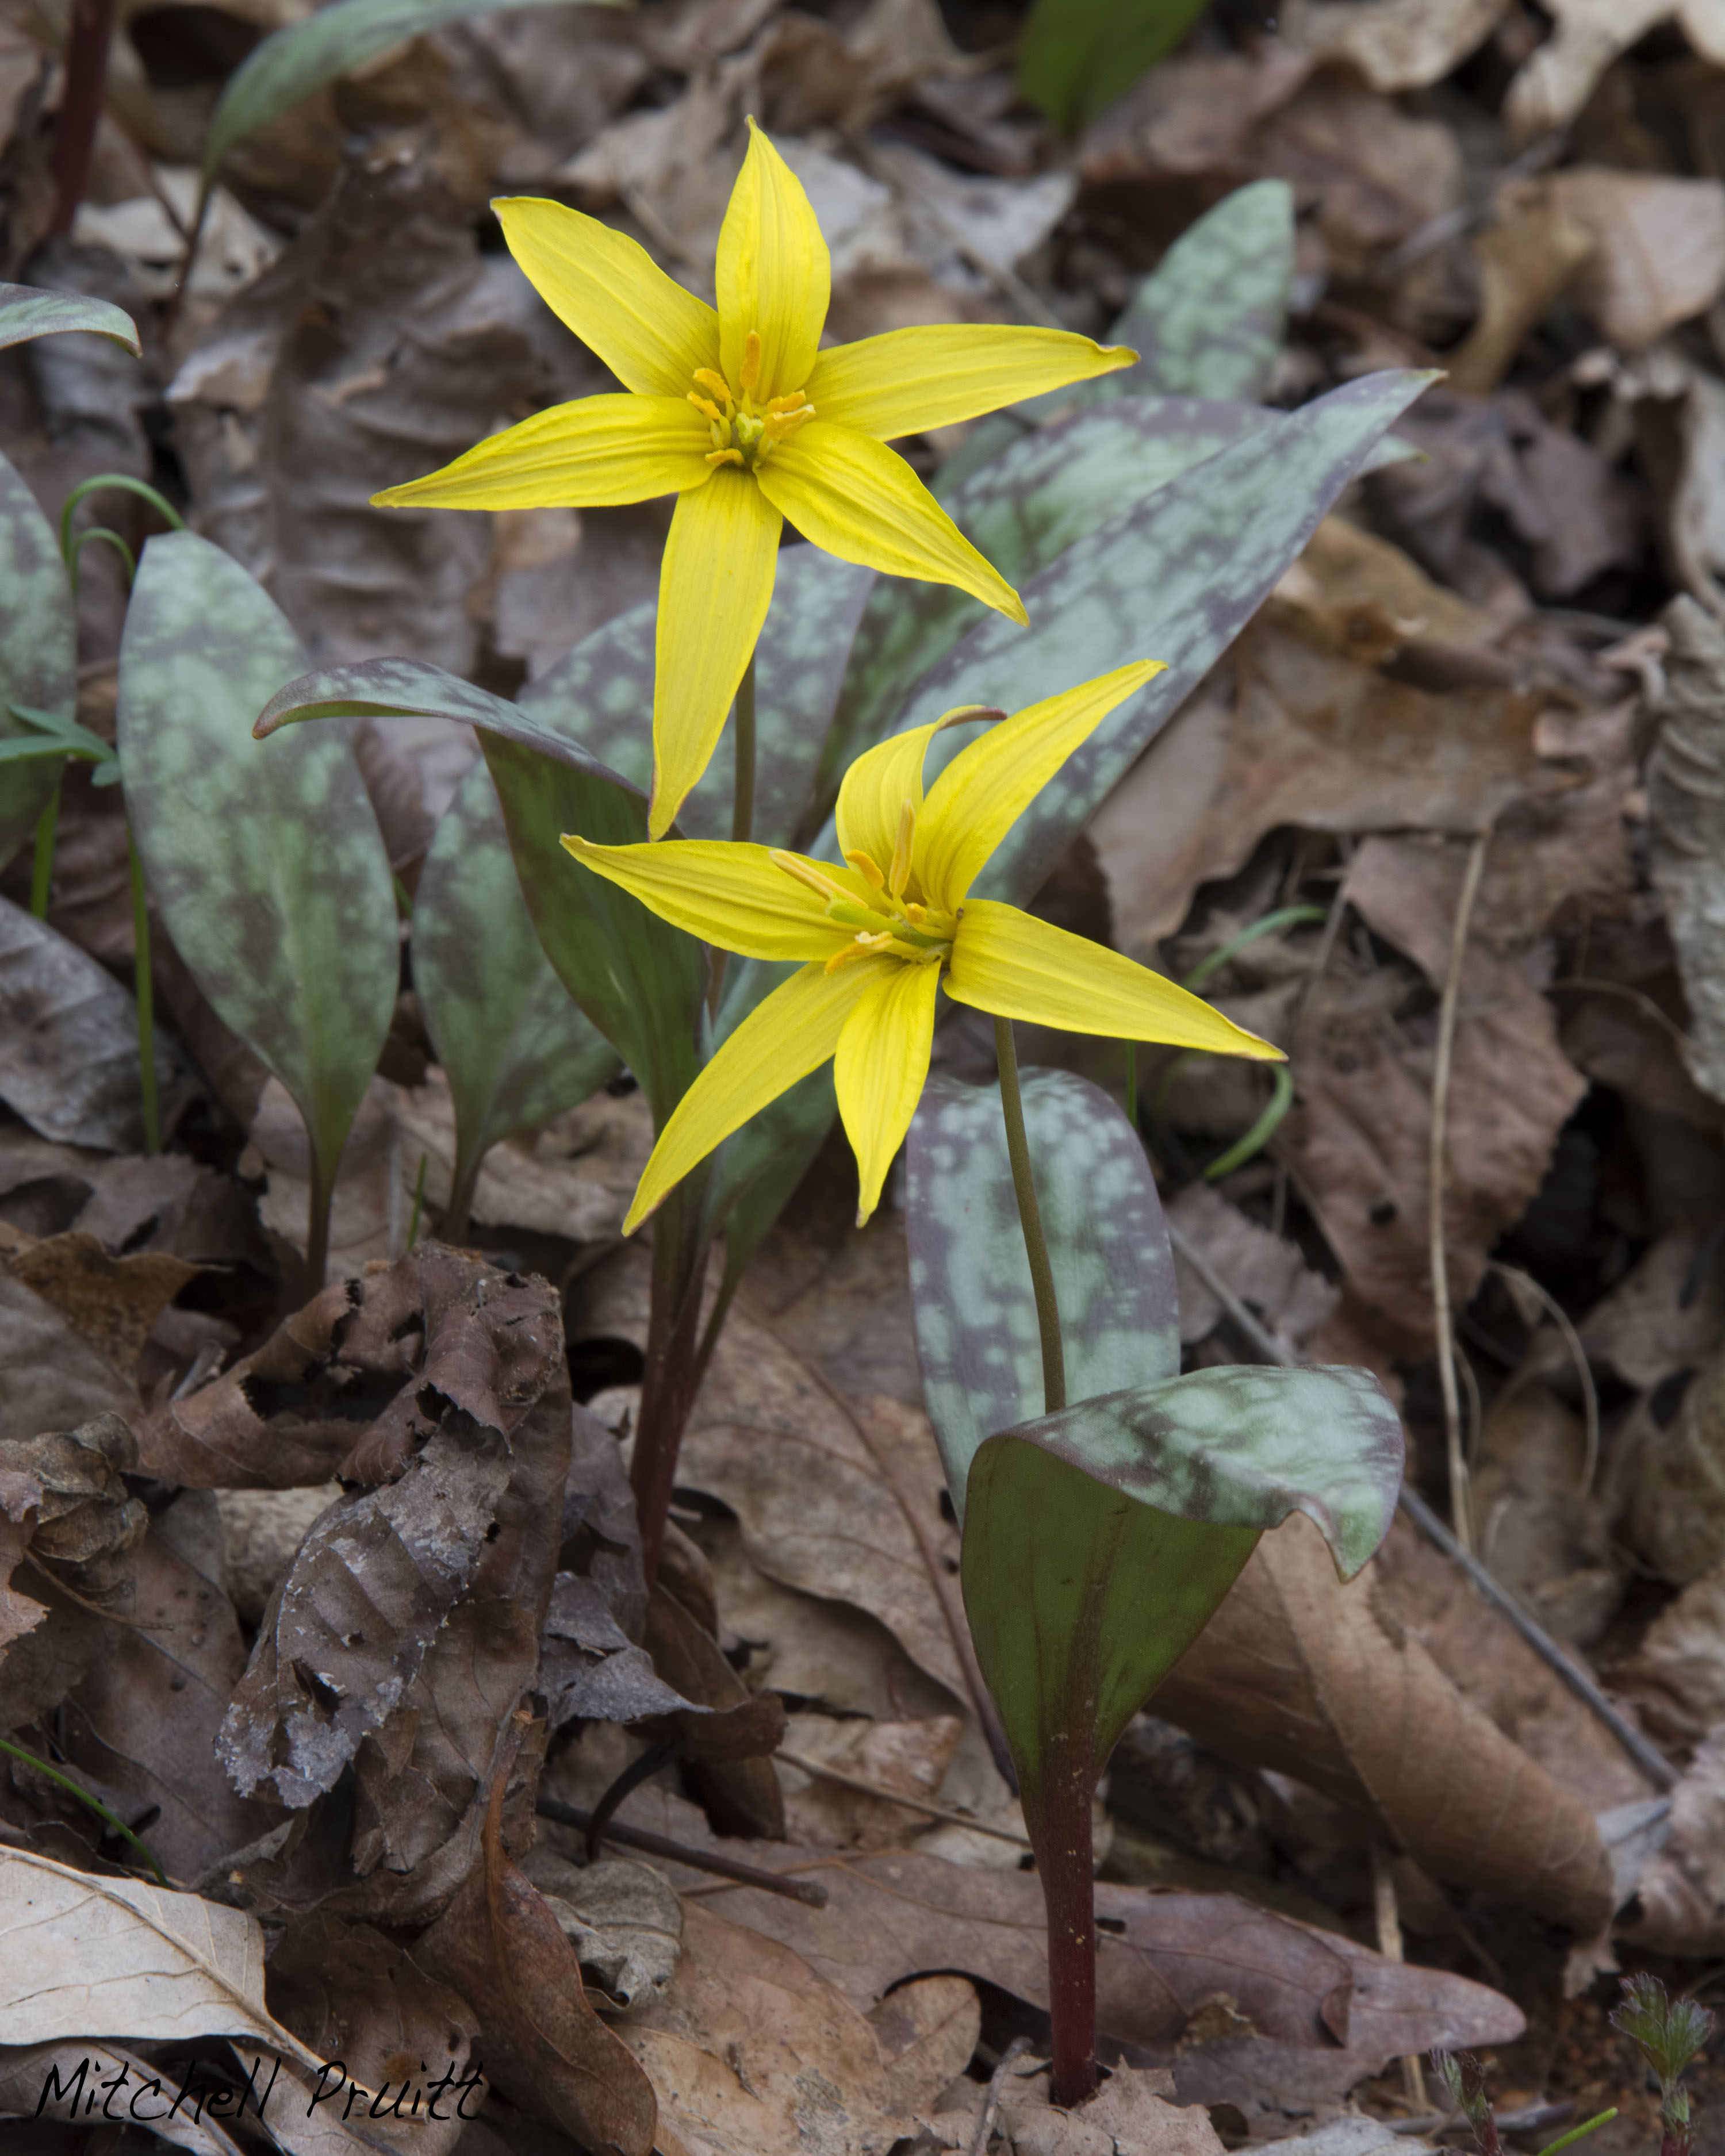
{"left": 905, "top": 1069, "right": 1177, "bottom": 1523}
{"left": 0, "top": 448, "right": 74, "bottom": 873}
{"left": 0, "top": 284, "right": 140, "bottom": 355}
{"left": 118, "top": 533, "right": 397, "bottom": 1194}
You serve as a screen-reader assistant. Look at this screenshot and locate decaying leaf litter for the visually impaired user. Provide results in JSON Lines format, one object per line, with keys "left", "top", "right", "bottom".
{"left": 3, "top": 0, "right": 1725, "bottom": 2145}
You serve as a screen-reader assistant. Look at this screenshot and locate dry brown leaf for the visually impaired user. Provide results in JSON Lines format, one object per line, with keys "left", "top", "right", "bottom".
{"left": 999, "top": 2063, "right": 1226, "bottom": 2156}
{"left": 1626, "top": 1335, "right": 1725, "bottom": 1585}
{"left": 781, "top": 1714, "right": 965, "bottom": 1851}
{"left": 1551, "top": 169, "right": 1725, "bottom": 350}
{"left": 1152, "top": 1516, "right": 1617, "bottom": 1928}
{"left": 0, "top": 1843, "right": 325, "bottom": 2067}
{"left": 0, "top": 1271, "right": 141, "bottom": 1443}
{"left": 518, "top": 1850, "right": 683, "bottom": 2012}
{"left": 1166, "top": 1184, "right": 1337, "bottom": 1352}
{"left": 1446, "top": 180, "right": 1596, "bottom": 396}
{"left": 1505, "top": 0, "right": 1725, "bottom": 141}
{"left": 1618, "top": 1562, "right": 1725, "bottom": 1748}
{"left": 2, "top": 1229, "right": 196, "bottom": 1380}
{"left": 1278, "top": 831, "right": 1588, "bottom": 1351}
{"left": 415, "top": 1746, "right": 657, "bottom": 2156}
{"left": 1469, "top": 1384, "right": 1620, "bottom": 1645}
{"left": 266, "top": 1912, "right": 481, "bottom": 2156}
{"left": 1581, "top": 1227, "right": 1725, "bottom": 1390}
{"left": 1283, "top": 0, "right": 1509, "bottom": 91}
{"left": 1649, "top": 597, "right": 1725, "bottom": 1106}
{"left": 1614, "top": 1727, "right": 1725, "bottom": 1956}
{"left": 617, "top": 1899, "right": 975, "bottom": 2156}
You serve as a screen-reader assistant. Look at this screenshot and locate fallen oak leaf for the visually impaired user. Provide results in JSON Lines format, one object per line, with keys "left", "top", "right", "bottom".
{"left": 415, "top": 1725, "right": 657, "bottom": 2156}
{"left": 0, "top": 1844, "right": 327, "bottom": 2071}
{"left": 1, "top": 1231, "right": 198, "bottom": 1383}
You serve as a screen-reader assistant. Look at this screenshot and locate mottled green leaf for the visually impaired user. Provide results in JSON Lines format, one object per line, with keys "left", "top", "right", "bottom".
{"left": 525, "top": 545, "right": 874, "bottom": 849}
{"left": 905, "top": 1069, "right": 1178, "bottom": 1524}
{"left": 826, "top": 397, "right": 1273, "bottom": 805}
{"left": 204, "top": 0, "right": 620, "bottom": 174}
{"left": 0, "top": 449, "right": 75, "bottom": 874}
{"left": 117, "top": 533, "right": 397, "bottom": 1194}
{"left": 413, "top": 757, "right": 619, "bottom": 1213}
{"left": 919, "top": 370, "right": 1439, "bottom": 906}
{"left": 964, "top": 1360, "right": 1404, "bottom": 1797}
{"left": 1017, "top": 0, "right": 1207, "bottom": 135}
{"left": 0, "top": 285, "right": 140, "bottom": 355}
{"left": 254, "top": 656, "right": 702, "bottom": 1128}
{"left": 700, "top": 1062, "right": 835, "bottom": 1278}
{"left": 963, "top": 1438, "right": 1259, "bottom": 1800}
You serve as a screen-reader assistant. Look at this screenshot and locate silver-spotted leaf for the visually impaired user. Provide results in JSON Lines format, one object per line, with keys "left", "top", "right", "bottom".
{"left": 253, "top": 655, "right": 703, "bottom": 1126}
{"left": 118, "top": 532, "right": 397, "bottom": 1196}
{"left": 0, "top": 284, "right": 140, "bottom": 355}
{"left": 204, "top": 0, "right": 621, "bottom": 172}
{"left": 905, "top": 1069, "right": 1178, "bottom": 1523}
{"left": 413, "top": 758, "right": 619, "bottom": 1219}
{"left": 0, "top": 449, "right": 74, "bottom": 874}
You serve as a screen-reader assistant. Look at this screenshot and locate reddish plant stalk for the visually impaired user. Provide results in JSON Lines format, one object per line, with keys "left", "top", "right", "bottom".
{"left": 629, "top": 1184, "right": 708, "bottom": 1587}
{"left": 49, "top": 0, "right": 117, "bottom": 234}
{"left": 1024, "top": 1727, "right": 1100, "bottom": 2109}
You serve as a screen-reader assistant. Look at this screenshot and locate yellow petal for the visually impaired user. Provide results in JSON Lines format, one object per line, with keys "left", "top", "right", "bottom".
{"left": 372, "top": 395, "right": 711, "bottom": 511}
{"left": 946, "top": 901, "right": 1285, "bottom": 1058}
{"left": 650, "top": 470, "right": 783, "bottom": 840}
{"left": 833, "top": 958, "right": 942, "bottom": 1225}
{"left": 806, "top": 325, "right": 1137, "bottom": 440}
{"left": 834, "top": 707, "right": 996, "bottom": 877}
{"left": 496, "top": 197, "right": 719, "bottom": 394}
{"left": 756, "top": 424, "right": 1026, "bottom": 622}
{"left": 560, "top": 836, "right": 853, "bottom": 962}
{"left": 714, "top": 121, "right": 829, "bottom": 402}
{"left": 624, "top": 961, "right": 872, "bottom": 1230}
{"left": 917, "top": 661, "right": 1164, "bottom": 910}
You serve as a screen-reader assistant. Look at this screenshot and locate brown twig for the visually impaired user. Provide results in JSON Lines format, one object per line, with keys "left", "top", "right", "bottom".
{"left": 48, "top": 0, "right": 117, "bottom": 233}
{"left": 1431, "top": 828, "right": 1492, "bottom": 1553}
{"left": 534, "top": 1797, "right": 829, "bottom": 1906}
{"left": 775, "top": 1747, "right": 1030, "bottom": 1847}
{"left": 1372, "top": 1843, "right": 1429, "bottom": 2109}
{"left": 969, "top": 2035, "right": 1034, "bottom": 2156}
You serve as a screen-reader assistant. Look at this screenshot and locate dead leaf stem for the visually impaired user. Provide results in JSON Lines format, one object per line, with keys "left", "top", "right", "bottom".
{"left": 969, "top": 2034, "right": 1033, "bottom": 2156}
{"left": 1371, "top": 1843, "right": 1427, "bottom": 2109}
{"left": 534, "top": 1795, "right": 830, "bottom": 1906}
{"left": 774, "top": 1747, "right": 1031, "bottom": 1847}
{"left": 1432, "top": 827, "right": 1492, "bottom": 1553}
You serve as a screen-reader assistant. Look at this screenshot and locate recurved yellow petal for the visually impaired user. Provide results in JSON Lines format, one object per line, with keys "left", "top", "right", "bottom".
{"left": 757, "top": 424, "right": 1028, "bottom": 623}
{"left": 495, "top": 198, "right": 719, "bottom": 395}
{"left": 946, "top": 901, "right": 1285, "bottom": 1058}
{"left": 561, "top": 836, "right": 853, "bottom": 961}
{"left": 715, "top": 122, "right": 829, "bottom": 402}
{"left": 373, "top": 395, "right": 711, "bottom": 511}
{"left": 650, "top": 469, "right": 783, "bottom": 839}
{"left": 918, "top": 661, "right": 1164, "bottom": 910}
{"left": 833, "top": 958, "right": 942, "bottom": 1226}
{"left": 806, "top": 325, "right": 1137, "bottom": 440}
{"left": 623, "top": 961, "right": 873, "bottom": 1230}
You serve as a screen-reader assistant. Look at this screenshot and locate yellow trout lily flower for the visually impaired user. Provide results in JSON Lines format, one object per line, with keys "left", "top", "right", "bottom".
{"left": 564, "top": 661, "right": 1282, "bottom": 1227}
{"left": 373, "top": 121, "right": 1138, "bottom": 839}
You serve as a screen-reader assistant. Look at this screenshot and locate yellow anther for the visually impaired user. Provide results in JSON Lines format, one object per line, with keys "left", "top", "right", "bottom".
{"left": 888, "top": 800, "right": 915, "bottom": 898}
{"left": 845, "top": 849, "right": 886, "bottom": 891}
{"left": 903, "top": 901, "right": 929, "bottom": 925}
{"left": 693, "top": 369, "right": 733, "bottom": 404}
{"left": 765, "top": 392, "right": 808, "bottom": 416}
{"left": 824, "top": 931, "right": 891, "bottom": 976}
{"left": 739, "top": 331, "right": 762, "bottom": 396}
{"left": 687, "top": 392, "right": 724, "bottom": 423}
{"left": 706, "top": 447, "right": 745, "bottom": 468}
{"left": 770, "top": 849, "right": 845, "bottom": 902}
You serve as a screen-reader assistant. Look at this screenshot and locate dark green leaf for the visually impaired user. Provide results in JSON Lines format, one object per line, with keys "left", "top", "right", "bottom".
{"left": 1017, "top": 0, "right": 1208, "bottom": 135}
{"left": 0, "top": 285, "right": 140, "bottom": 355}
{"left": 0, "top": 450, "right": 75, "bottom": 874}
{"left": 700, "top": 1062, "right": 835, "bottom": 1280}
{"left": 827, "top": 396, "right": 1274, "bottom": 803}
{"left": 963, "top": 1438, "right": 1258, "bottom": 1790}
{"left": 254, "top": 655, "right": 703, "bottom": 1127}
{"left": 204, "top": 0, "right": 620, "bottom": 174}
{"left": 117, "top": 532, "right": 397, "bottom": 1195}
{"left": 523, "top": 545, "right": 874, "bottom": 850}
{"left": 413, "top": 757, "right": 619, "bottom": 1204}
{"left": 904, "top": 1069, "right": 1178, "bottom": 1522}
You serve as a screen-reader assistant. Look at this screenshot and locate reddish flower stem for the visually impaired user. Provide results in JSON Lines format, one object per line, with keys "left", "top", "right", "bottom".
{"left": 1026, "top": 1728, "right": 1099, "bottom": 2109}
{"left": 630, "top": 1184, "right": 707, "bottom": 1586}
{"left": 49, "top": 0, "right": 117, "bottom": 233}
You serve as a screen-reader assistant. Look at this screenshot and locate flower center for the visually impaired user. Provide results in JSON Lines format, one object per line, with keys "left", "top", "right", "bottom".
{"left": 771, "top": 803, "right": 957, "bottom": 976}
{"left": 688, "top": 329, "right": 814, "bottom": 472}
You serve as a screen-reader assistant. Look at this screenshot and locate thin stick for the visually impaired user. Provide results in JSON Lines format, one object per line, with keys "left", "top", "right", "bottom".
{"left": 730, "top": 652, "right": 757, "bottom": 846}
{"left": 126, "top": 826, "right": 158, "bottom": 1156}
{"left": 969, "top": 2035, "right": 1033, "bottom": 2156}
{"left": 994, "top": 1016, "right": 1065, "bottom": 1414}
{"left": 1489, "top": 1260, "right": 1601, "bottom": 1497}
{"left": 1431, "top": 829, "right": 1490, "bottom": 1553}
{"left": 533, "top": 1796, "right": 828, "bottom": 1906}
{"left": 775, "top": 1748, "right": 1030, "bottom": 1846}
{"left": 1167, "top": 1221, "right": 1297, "bottom": 1365}
{"left": 1398, "top": 1484, "right": 1676, "bottom": 1790}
